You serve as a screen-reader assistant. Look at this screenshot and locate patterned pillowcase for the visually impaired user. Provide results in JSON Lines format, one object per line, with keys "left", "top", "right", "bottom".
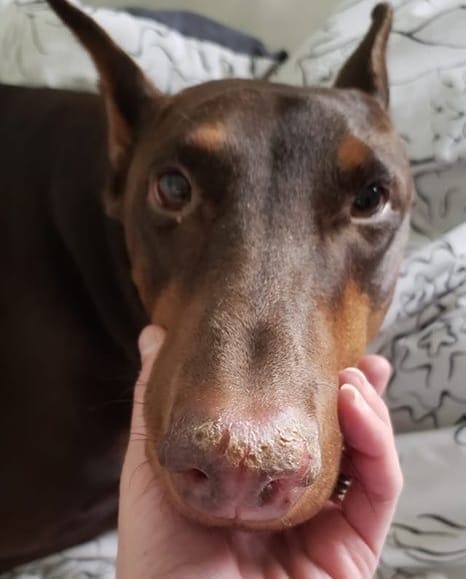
{"left": 271, "top": 0, "right": 466, "bottom": 438}
{"left": 271, "top": 0, "right": 466, "bottom": 250}
{"left": 0, "top": 0, "right": 281, "bottom": 95}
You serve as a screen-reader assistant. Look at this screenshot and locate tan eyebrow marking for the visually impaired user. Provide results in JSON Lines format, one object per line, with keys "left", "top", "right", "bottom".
{"left": 337, "top": 134, "right": 371, "bottom": 172}
{"left": 187, "top": 122, "right": 226, "bottom": 151}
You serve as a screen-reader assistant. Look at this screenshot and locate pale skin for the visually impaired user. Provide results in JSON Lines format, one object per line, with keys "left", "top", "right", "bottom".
{"left": 117, "top": 326, "right": 402, "bottom": 579}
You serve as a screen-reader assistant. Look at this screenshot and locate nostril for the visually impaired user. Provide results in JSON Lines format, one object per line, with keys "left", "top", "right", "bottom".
{"left": 258, "top": 468, "right": 313, "bottom": 508}
{"left": 259, "top": 479, "right": 281, "bottom": 505}
{"left": 182, "top": 468, "right": 210, "bottom": 485}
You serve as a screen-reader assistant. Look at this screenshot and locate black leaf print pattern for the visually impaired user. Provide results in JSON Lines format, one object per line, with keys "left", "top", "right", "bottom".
{"left": 0, "top": 0, "right": 278, "bottom": 97}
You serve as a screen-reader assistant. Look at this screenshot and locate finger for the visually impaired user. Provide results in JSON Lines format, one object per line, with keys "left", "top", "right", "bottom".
{"left": 338, "top": 384, "right": 403, "bottom": 555}
{"left": 338, "top": 365, "right": 390, "bottom": 425}
{"left": 127, "top": 325, "right": 165, "bottom": 456}
{"left": 357, "top": 355, "right": 391, "bottom": 396}
{"left": 138, "top": 325, "right": 166, "bottom": 383}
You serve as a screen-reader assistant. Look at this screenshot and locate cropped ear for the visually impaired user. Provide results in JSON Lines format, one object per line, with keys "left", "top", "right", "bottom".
{"left": 334, "top": 3, "right": 393, "bottom": 108}
{"left": 47, "top": 0, "right": 165, "bottom": 217}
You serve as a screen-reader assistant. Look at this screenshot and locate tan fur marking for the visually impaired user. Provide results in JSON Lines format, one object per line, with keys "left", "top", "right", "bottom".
{"left": 337, "top": 134, "right": 371, "bottom": 172}
{"left": 130, "top": 260, "right": 150, "bottom": 311}
{"left": 332, "top": 279, "right": 372, "bottom": 368}
{"left": 106, "top": 99, "right": 132, "bottom": 165}
{"left": 187, "top": 122, "right": 226, "bottom": 151}
{"left": 150, "top": 283, "right": 183, "bottom": 327}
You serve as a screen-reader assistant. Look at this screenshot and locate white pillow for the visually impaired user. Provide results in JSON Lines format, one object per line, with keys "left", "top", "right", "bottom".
{"left": 0, "top": 0, "right": 277, "bottom": 94}
{"left": 271, "top": 0, "right": 466, "bottom": 249}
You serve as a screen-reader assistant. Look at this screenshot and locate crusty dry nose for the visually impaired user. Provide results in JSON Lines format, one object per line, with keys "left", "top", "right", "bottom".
{"left": 158, "top": 412, "right": 321, "bottom": 522}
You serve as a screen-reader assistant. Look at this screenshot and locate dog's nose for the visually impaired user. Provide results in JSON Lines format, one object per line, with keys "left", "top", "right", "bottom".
{"left": 168, "top": 460, "right": 313, "bottom": 522}
{"left": 157, "top": 412, "right": 321, "bottom": 522}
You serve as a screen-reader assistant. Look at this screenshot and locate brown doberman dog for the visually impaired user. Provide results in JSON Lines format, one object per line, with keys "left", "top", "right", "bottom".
{"left": 0, "top": 0, "right": 414, "bottom": 570}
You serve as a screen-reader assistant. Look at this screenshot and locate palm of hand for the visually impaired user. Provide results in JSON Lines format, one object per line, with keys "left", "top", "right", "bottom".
{"left": 118, "top": 333, "right": 401, "bottom": 579}
{"left": 119, "top": 472, "right": 381, "bottom": 579}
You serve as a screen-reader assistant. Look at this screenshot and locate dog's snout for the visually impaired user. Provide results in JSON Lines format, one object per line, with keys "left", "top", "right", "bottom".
{"left": 171, "top": 463, "right": 312, "bottom": 522}
{"left": 158, "top": 412, "right": 321, "bottom": 523}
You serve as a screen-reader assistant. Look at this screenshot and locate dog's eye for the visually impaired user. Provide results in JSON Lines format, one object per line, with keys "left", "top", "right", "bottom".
{"left": 351, "top": 184, "right": 387, "bottom": 218}
{"left": 155, "top": 171, "right": 192, "bottom": 211}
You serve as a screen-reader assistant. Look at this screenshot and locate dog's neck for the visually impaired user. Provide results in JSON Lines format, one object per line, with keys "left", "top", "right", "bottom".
{"left": 49, "top": 93, "right": 147, "bottom": 361}
{"left": 101, "top": 215, "right": 148, "bottom": 355}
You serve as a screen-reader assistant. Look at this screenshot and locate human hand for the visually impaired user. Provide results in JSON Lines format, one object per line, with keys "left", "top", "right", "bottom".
{"left": 117, "top": 326, "right": 402, "bottom": 578}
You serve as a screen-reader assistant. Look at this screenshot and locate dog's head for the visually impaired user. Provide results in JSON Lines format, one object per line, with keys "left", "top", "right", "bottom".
{"left": 49, "top": 0, "right": 413, "bottom": 529}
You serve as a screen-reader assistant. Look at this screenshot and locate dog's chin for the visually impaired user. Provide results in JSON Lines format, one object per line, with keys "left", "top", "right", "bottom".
{"left": 162, "top": 479, "right": 331, "bottom": 532}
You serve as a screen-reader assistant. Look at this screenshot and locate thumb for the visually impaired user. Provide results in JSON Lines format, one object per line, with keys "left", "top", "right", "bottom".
{"left": 124, "top": 325, "right": 165, "bottom": 467}
{"left": 137, "top": 325, "right": 165, "bottom": 384}
{"left": 130, "top": 325, "right": 165, "bottom": 430}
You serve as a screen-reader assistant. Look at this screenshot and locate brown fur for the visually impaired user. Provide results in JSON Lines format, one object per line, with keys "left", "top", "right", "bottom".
{"left": 0, "top": 1, "right": 414, "bottom": 569}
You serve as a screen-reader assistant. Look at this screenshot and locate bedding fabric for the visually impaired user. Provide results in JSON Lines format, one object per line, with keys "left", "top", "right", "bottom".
{"left": 0, "top": 0, "right": 279, "bottom": 95}
{"left": 271, "top": 1, "right": 466, "bottom": 577}
{"left": 1, "top": 0, "right": 466, "bottom": 578}
{"left": 122, "top": 7, "right": 286, "bottom": 61}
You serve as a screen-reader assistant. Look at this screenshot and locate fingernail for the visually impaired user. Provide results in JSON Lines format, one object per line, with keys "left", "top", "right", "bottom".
{"left": 138, "top": 325, "right": 165, "bottom": 357}
{"left": 341, "top": 383, "right": 364, "bottom": 407}
{"left": 344, "top": 367, "right": 367, "bottom": 388}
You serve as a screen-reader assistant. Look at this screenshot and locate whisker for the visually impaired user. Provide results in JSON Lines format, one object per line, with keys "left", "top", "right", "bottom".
{"left": 130, "top": 431, "right": 156, "bottom": 442}
{"left": 89, "top": 396, "right": 147, "bottom": 411}
{"left": 140, "top": 473, "right": 159, "bottom": 499}
{"left": 310, "top": 379, "right": 337, "bottom": 391}
{"left": 128, "top": 459, "right": 151, "bottom": 490}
